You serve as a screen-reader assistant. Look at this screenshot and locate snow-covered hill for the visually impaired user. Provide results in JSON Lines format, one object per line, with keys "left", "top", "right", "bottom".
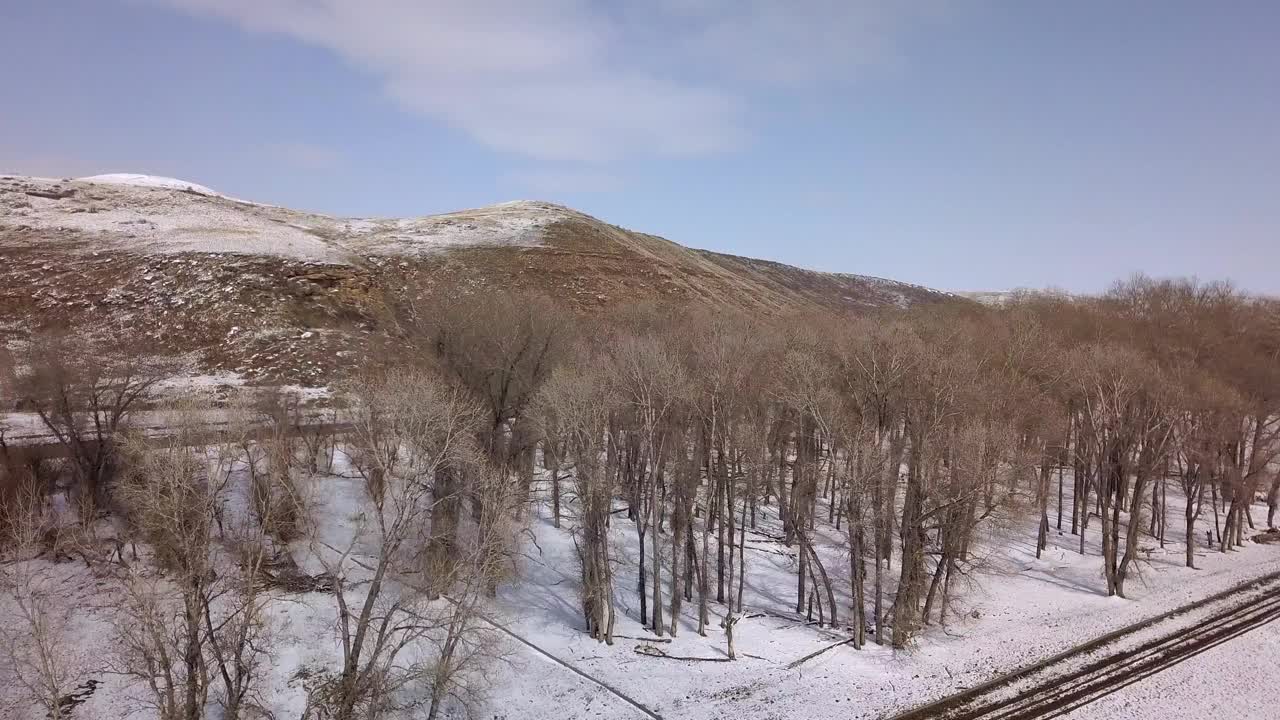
{"left": 78, "top": 173, "right": 223, "bottom": 196}
{"left": 0, "top": 173, "right": 955, "bottom": 383}
{"left": 2, "top": 175, "right": 571, "bottom": 261}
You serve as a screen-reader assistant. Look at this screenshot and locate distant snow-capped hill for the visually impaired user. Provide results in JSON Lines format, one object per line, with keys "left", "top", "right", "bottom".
{"left": 956, "top": 288, "right": 1081, "bottom": 306}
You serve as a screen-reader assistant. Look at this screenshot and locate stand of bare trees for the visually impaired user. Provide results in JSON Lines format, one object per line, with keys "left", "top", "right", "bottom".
{"left": 531, "top": 276, "right": 1280, "bottom": 650}
{"left": 1, "top": 275, "right": 1278, "bottom": 718}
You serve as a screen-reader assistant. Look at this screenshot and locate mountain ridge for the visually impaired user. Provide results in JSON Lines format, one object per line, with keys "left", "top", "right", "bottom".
{"left": 1, "top": 174, "right": 957, "bottom": 384}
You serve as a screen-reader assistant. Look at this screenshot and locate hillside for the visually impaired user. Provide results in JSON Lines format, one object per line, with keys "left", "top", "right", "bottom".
{"left": 0, "top": 174, "right": 953, "bottom": 384}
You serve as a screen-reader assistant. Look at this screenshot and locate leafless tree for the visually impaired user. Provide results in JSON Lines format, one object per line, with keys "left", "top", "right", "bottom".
{"left": 0, "top": 475, "right": 87, "bottom": 719}
{"left": 3, "top": 331, "right": 173, "bottom": 519}
{"left": 535, "top": 357, "right": 620, "bottom": 643}
{"left": 110, "top": 405, "right": 223, "bottom": 720}
{"left": 607, "top": 333, "right": 688, "bottom": 637}
{"left": 313, "top": 366, "right": 495, "bottom": 720}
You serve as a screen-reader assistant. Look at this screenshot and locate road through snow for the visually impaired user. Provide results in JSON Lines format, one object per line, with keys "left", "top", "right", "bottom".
{"left": 887, "top": 571, "right": 1280, "bottom": 719}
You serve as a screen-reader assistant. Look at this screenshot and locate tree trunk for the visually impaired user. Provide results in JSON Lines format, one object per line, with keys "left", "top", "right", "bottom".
{"left": 715, "top": 448, "right": 726, "bottom": 603}
{"left": 873, "top": 482, "right": 884, "bottom": 645}
{"left": 1185, "top": 503, "right": 1197, "bottom": 569}
{"left": 669, "top": 467, "right": 685, "bottom": 636}
{"left": 1056, "top": 460, "right": 1065, "bottom": 531}
{"left": 893, "top": 439, "right": 927, "bottom": 648}
{"left": 698, "top": 466, "right": 713, "bottom": 635}
{"left": 651, "top": 449, "right": 664, "bottom": 637}
{"left": 1115, "top": 468, "right": 1149, "bottom": 598}
{"left": 637, "top": 524, "right": 648, "bottom": 626}
{"left": 548, "top": 445, "right": 562, "bottom": 529}
{"left": 1268, "top": 473, "right": 1280, "bottom": 529}
{"left": 1036, "top": 459, "right": 1051, "bottom": 558}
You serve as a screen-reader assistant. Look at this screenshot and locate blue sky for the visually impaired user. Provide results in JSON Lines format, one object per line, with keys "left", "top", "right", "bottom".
{"left": 3, "top": 1, "right": 1277, "bottom": 294}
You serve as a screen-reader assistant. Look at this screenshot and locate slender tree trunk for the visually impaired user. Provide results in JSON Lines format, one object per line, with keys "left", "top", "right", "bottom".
{"left": 685, "top": 521, "right": 695, "bottom": 602}
{"left": 1057, "top": 459, "right": 1065, "bottom": 531}
{"left": 922, "top": 546, "right": 947, "bottom": 625}
{"left": 548, "top": 445, "right": 562, "bottom": 529}
{"left": 716, "top": 447, "right": 726, "bottom": 603}
{"left": 737, "top": 479, "right": 748, "bottom": 614}
{"left": 698, "top": 462, "right": 713, "bottom": 635}
{"left": 651, "top": 448, "right": 664, "bottom": 636}
{"left": 1115, "top": 465, "right": 1151, "bottom": 598}
{"left": 893, "top": 437, "right": 927, "bottom": 647}
{"left": 1036, "top": 458, "right": 1051, "bottom": 558}
{"left": 1211, "top": 481, "right": 1222, "bottom": 546}
{"left": 1184, "top": 481, "right": 1198, "bottom": 569}
{"left": 1159, "top": 476, "right": 1168, "bottom": 547}
{"left": 873, "top": 475, "right": 884, "bottom": 645}
{"left": 669, "top": 465, "right": 685, "bottom": 637}
{"left": 1268, "top": 473, "right": 1280, "bottom": 529}
{"left": 637, "top": 523, "right": 648, "bottom": 625}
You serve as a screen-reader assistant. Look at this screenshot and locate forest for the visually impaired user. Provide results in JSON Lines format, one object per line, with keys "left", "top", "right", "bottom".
{"left": 1, "top": 275, "right": 1278, "bottom": 720}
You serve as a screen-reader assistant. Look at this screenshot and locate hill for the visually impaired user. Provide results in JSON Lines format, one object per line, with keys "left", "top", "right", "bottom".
{"left": 0, "top": 174, "right": 953, "bottom": 384}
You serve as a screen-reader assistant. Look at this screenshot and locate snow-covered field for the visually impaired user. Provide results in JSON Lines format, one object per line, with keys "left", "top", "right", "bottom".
{"left": 3, "top": 448, "right": 1276, "bottom": 720}
{"left": 488, "top": 482, "right": 1280, "bottom": 720}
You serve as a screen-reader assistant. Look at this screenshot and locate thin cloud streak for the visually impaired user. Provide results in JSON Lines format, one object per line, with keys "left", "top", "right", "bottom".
{"left": 149, "top": 0, "right": 941, "bottom": 163}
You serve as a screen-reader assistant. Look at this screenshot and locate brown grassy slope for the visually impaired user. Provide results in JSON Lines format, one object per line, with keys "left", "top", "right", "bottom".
{"left": 419, "top": 218, "right": 951, "bottom": 314}
{"left": 0, "top": 177, "right": 957, "bottom": 384}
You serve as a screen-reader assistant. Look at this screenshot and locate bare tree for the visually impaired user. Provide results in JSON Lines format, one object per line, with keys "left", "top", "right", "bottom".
{"left": 607, "top": 333, "right": 688, "bottom": 637}
{"left": 536, "top": 356, "right": 619, "bottom": 643}
{"left": 3, "top": 331, "right": 172, "bottom": 519}
{"left": 313, "top": 366, "right": 487, "bottom": 720}
{"left": 0, "top": 476, "right": 86, "bottom": 719}
{"left": 421, "top": 467, "right": 512, "bottom": 720}
{"left": 249, "top": 391, "right": 311, "bottom": 543}
{"left": 110, "top": 414, "right": 221, "bottom": 720}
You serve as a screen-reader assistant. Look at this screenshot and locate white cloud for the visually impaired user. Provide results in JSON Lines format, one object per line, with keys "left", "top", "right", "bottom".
{"left": 150, "top": 0, "right": 944, "bottom": 163}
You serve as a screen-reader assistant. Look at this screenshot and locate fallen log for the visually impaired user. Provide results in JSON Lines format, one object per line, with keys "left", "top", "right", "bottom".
{"left": 634, "top": 645, "right": 731, "bottom": 662}
{"left": 785, "top": 637, "right": 856, "bottom": 669}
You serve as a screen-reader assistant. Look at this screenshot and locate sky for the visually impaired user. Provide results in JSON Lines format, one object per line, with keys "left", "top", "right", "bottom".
{"left": 2, "top": 1, "right": 1278, "bottom": 294}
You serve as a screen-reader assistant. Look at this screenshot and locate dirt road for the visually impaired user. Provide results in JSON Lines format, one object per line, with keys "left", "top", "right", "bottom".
{"left": 887, "top": 570, "right": 1280, "bottom": 720}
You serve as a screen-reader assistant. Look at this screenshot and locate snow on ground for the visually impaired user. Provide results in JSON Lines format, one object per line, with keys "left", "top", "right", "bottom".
{"left": 486, "top": 480, "right": 1280, "bottom": 720}
{"left": 1, "top": 175, "right": 576, "bottom": 263}
{"left": 1, "top": 175, "right": 349, "bottom": 261}
{"left": 78, "top": 174, "right": 223, "bottom": 196}
{"left": 1060, "top": 620, "right": 1280, "bottom": 720}
{"left": 2, "top": 456, "right": 1278, "bottom": 720}
{"left": 342, "top": 200, "right": 573, "bottom": 257}
{"left": 76, "top": 174, "right": 285, "bottom": 208}
{"left": 150, "top": 371, "right": 248, "bottom": 394}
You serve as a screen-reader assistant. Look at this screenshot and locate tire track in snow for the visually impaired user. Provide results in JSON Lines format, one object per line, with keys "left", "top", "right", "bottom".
{"left": 887, "top": 569, "right": 1280, "bottom": 720}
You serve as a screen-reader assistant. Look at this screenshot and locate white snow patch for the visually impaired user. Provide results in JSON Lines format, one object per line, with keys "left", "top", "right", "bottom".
{"left": 77, "top": 173, "right": 221, "bottom": 196}
{"left": 347, "top": 200, "right": 575, "bottom": 256}
{"left": 150, "top": 371, "right": 247, "bottom": 394}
